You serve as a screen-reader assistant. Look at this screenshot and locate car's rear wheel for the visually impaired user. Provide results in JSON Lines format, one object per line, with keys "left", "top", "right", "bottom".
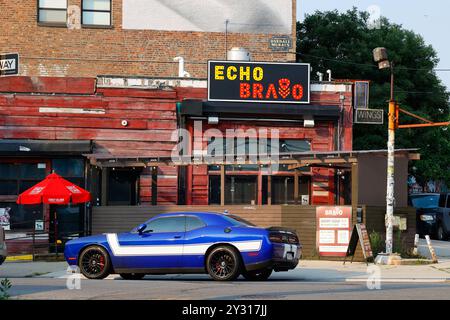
{"left": 437, "top": 225, "right": 447, "bottom": 241}
{"left": 206, "top": 246, "right": 241, "bottom": 281}
{"left": 242, "top": 268, "right": 273, "bottom": 281}
{"left": 79, "top": 245, "right": 111, "bottom": 279}
{"left": 120, "top": 273, "right": 146, "bottom": 280}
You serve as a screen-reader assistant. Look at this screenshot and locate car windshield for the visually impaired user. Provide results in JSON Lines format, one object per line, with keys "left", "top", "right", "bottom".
{"left": 221, "top": 214, "right": 256, "bottom": 227}
{"left": 410, "top": 195, "right": 439, "bottom": 208}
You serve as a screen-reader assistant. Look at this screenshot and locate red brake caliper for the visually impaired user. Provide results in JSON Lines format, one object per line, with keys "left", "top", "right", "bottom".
{"left": 99, "top": 255, "right": 105, "bottom": 270}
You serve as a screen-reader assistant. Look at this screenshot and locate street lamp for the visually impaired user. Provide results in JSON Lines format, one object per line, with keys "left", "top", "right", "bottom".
{"left": 373, "top": 47, "right": 397, "bottom": 258}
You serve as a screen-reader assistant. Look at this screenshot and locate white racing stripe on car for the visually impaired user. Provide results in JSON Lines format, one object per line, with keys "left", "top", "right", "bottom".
{"left": 106, "top": 233, "right": 262, "bottom": 257}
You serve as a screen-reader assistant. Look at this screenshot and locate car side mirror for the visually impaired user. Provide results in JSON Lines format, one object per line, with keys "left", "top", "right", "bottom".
{"left": 137, "top": 224, "right": 147, "bottom": 235}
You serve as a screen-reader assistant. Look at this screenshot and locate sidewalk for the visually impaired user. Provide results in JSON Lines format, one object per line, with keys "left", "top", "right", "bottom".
{"left": 297, "top": 259, "right": 450, "bottom": 283}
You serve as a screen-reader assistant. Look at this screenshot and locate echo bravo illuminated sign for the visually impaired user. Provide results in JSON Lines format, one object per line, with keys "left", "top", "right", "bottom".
{"left": 208, "top": 61, "right": 310, "bottom": 104}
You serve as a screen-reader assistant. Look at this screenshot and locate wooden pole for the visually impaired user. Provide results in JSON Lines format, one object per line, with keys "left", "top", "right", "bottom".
{"left": 220, "top": 165, "right": 225, "bottom": 206}
{"left": 294, "top": 170, "right": 299, "bottom": 204}
{"left": 351, "top": 162, "right": 359, "bottom": 218}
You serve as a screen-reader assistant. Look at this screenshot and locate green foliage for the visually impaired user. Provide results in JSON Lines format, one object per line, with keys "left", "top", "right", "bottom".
{"left": 369, "top": 230, "right": 384, "bottom": 256}
{"left": 297, "top": 8, "right": 450, "bottom": 185}
{"left": 0, "top": 278, "right": 12, "bottom": 300}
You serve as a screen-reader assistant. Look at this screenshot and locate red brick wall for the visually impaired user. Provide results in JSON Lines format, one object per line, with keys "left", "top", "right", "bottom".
{"left": 0, "top": 0, "right": 296, "bottom": 78}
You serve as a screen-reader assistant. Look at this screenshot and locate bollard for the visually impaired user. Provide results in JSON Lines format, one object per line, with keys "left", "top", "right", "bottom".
{"left": 412, "top": 234, "right": 419, "bottom": 256}
{"left": 425, "top": 235, "right": 438, "bottom": 263}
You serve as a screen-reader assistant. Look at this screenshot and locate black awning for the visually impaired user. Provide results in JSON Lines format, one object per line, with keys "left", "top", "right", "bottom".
{"left": 179, "top": 99, "right": 341, "bottom": 119}
{"left": 0, "top": 140, "right": 92, "bottom": 156}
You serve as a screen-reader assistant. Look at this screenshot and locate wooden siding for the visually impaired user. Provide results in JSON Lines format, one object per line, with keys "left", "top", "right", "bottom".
{"left": 92, "top": 205, "right": 416, "bottom": 261}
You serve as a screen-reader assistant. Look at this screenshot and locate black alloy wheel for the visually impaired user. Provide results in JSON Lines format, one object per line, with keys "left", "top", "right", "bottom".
{"left": 120, "top": 273, "right": 146, "bottom": 280}
{"left": 206, "top": 246, "right": 241, "bottom": 281}
{"left": 242, "top": 268, "right": 273, "bottom": 281}
{"left": 79, "top": 245, "right": 111, "bottom": 279}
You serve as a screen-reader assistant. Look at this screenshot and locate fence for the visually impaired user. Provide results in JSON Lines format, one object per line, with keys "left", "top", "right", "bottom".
{"left": 92, "top": 205, "right": 417, "bottom": 261}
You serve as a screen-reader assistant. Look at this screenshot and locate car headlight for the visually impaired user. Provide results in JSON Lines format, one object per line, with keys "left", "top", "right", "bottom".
{"left": 420, "top": 215, "right": 435, "bottom": 221}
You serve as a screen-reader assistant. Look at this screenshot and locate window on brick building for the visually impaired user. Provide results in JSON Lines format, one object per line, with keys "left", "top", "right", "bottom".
{"left": 38, "top": 0, "right": 68, "bottom": 24}
{"left": 82, "top": 0, "right": 112, "bottom": 26}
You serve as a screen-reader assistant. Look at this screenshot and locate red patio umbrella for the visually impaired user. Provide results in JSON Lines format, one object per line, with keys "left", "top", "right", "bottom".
{"left": 17, "top": 173, "right": 90, "bottom": 205}
{"left": 17, "top": 172, "right": 91, "bottom": 255}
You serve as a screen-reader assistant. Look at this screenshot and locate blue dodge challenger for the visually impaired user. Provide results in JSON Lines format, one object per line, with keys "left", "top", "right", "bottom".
{"left": 64, "top": 212, "right": 302, "bottom": 281}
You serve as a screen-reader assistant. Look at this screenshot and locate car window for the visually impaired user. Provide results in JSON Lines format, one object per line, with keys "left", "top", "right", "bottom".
{"left": 186, "top": 216, "right": 206, "bottom": 231}
{"left": 221, "top": 214, "right": 256, "bottom": 227}
{"left": 447, "top": 195, "right": 450, "bottom": 209}
{"left": 438, "top": 194, "right": 447, "bottom": 208}
{"left": 144, "top": 216, "right": 185, "bottom": 233}
{"left": 411, "top": 195, "right": 440, "bottom": 208}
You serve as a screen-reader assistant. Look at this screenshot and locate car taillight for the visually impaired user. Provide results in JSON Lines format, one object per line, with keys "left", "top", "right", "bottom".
{"left": 288, "top": 235, "right": 299, "bottom": 244}
{"left": 269, "top": 232, "right": 299, "bottom": 244}
{"left": 269, "top": 233, "right": 284, "bottom": 243}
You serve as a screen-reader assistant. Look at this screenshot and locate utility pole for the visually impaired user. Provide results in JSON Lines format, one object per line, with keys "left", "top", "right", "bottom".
{"left": 373, "top": 47, "right": 450, "bottom": 262}
{"left": 373, "top": 47, "right": 396, "bottom": 255}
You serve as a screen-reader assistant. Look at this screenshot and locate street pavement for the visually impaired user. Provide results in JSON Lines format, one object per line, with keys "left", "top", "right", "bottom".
{"left": 1, "top": 259, "right": 449, "bottom": 300}
{"left": 0, "top": 239, "right": 449, "bottom": 300}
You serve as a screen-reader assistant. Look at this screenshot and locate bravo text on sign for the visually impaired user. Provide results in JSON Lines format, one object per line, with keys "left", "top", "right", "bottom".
{"left": 208, "top": 61, "right": 310, "bottom": 104}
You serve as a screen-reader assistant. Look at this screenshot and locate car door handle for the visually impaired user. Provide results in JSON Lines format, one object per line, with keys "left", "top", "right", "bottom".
{"left": 174, "top": 235, "right": 182, "bottom": 239}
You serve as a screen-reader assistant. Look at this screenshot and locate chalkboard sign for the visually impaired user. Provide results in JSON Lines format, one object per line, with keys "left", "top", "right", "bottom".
{"left": 344, "top": 224, "right": 374, "bottom": 265}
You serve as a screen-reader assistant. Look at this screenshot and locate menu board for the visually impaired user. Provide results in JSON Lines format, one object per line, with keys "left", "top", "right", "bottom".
{"left": 345, "top": 224, "right": 374, "bottom": 264}
{"left": 316, "top": 206, "right": 352, "bottom": 257}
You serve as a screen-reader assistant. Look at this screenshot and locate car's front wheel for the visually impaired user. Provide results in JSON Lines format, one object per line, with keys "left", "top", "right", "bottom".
{"left": 79, "top": 245, "right": 111, "bottom": 279}
{"left": 120, "top": 273, "right": 146, "bottom": 280}
{"left": 206, "top": 246, "right": 241, "bottom": 281}
{"left": 242, "top": 268, "right": 273, "bottom": 281}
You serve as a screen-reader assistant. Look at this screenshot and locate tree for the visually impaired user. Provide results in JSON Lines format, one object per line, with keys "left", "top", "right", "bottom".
{"left": 297, "top": 8, "right": 450, "bottom": 186}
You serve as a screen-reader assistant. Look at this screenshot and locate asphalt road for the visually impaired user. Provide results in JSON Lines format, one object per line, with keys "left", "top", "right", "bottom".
{"left": 3, "top": 268, "right": 449, "bottom": 300}
{"left": 1, "top": 239, "right": 449, "bottom": 300}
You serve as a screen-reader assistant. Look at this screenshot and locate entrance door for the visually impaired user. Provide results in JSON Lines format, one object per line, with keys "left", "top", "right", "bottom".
{"left": 107, "top": 168, "right": 140, "bottom": 205}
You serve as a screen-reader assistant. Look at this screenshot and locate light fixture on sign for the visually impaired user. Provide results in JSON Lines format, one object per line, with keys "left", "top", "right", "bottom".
{"left": 304, "top": 119, "right": 315, "bottom": 128}
{"left": 208, "top": 116, "right": 219, "bottom": 125}
{"left": 19, "top": 146, "right": 31, "bottom": 152}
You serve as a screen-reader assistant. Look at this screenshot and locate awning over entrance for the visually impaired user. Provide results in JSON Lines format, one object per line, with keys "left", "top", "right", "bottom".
{"left": 84, "top": 149, "right": 420, "bottom": 169}
{"left": 0, "top": 139, "right": 92, "bottom": 156}
{"left": 179, "top": 99, "right": 341, "bottom": 119}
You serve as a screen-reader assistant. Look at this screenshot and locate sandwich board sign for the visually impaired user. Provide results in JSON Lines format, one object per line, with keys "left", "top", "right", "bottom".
{"left": 343, "top": 223, "right": 374, "bottom": 265}
{"left": 0, "top": 53, "right": 19, "bottom": 76}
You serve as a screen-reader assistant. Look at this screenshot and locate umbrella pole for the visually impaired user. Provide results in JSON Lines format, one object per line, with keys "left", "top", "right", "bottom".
{"left": 52, "top": 205, "right": 58, "bottom": 257}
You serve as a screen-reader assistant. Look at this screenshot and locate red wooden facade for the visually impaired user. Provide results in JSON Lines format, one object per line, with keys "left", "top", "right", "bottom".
{"left": 0, "top": 76, "right": 353, "bottom": 208}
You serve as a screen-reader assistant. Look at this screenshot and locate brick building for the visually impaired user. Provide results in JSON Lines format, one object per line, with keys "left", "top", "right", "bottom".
{"left": 0, "top": 0, "right": 371, "bottom": 255}
{"left": 1, "top": 0, "right": 296, "bottom": 78}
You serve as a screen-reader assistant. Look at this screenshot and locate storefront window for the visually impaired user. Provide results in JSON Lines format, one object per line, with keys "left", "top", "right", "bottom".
{"left": 0, "top": 162, "right": 46, "bottom": 230}
{"left": 0, "top": 203, "right": 43, "bottom": 231}
{"left": 225, "top": 176, "right": 257, "bottom": 205}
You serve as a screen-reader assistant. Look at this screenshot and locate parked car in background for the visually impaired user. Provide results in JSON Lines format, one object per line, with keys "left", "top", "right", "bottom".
{"left": 65, "top": 212, "right": 302, "bottom": 281}
{"left": 409, "top": 193, "right": 450, "bottom": 240}
{"left": 0, "top": 227, "right": 7, "bottom": 265}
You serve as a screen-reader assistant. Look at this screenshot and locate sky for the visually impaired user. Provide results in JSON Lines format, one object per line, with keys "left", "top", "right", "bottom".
{"left": 297, "top": 0, "right": 450, "bottom": 91}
